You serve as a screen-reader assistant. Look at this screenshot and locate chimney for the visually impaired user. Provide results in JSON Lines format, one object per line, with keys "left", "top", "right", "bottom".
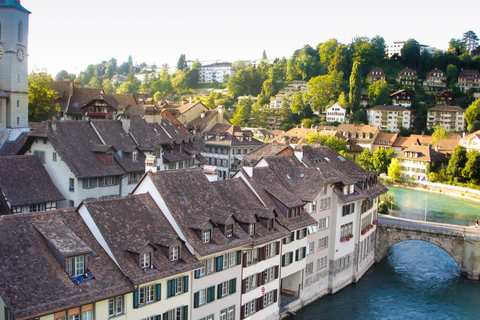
{"left": 435, "top": 145, "right": 439, "bottom": 152}
{"left": 145, "top": 155, "right": 157, "bottom": 173}
{"left": 51, "top": 118, "right": 57, "bottom": 131}
{"left": 189, "top": 96, "right": 193, "bottom": 104}
{"left": 217, "top": 106, "right": 223, "bottom": 123}
{"left": 121, "top": 115, "right": 131, "bottom": 134}
{"left": 201, "top": 111, "right": 205, "bottom": 119}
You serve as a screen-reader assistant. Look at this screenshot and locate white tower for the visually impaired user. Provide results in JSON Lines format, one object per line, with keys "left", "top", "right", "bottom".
{"left": 0, "top": 0, "right": 30, "bottom": 143}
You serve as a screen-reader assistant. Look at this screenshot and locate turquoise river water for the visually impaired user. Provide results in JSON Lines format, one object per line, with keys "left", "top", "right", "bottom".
{"left": 289, "top": 186, "right": 480, "bottom": 320}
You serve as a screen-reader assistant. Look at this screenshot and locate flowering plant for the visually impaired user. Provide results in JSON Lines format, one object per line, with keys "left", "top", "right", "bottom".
{"left": 373, "top": 220, "right": 378, "bottom": 225}
{"left": 340, "top": 237, "right": 347, "bottom": 242}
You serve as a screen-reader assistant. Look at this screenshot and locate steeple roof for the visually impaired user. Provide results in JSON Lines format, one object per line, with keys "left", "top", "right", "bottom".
{"left": 0, "top": 0, "right": 31, "bottom": 13}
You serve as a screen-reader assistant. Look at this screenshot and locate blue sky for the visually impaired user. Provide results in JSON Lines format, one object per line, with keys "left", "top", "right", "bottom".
{"left": 22, "top": 0, "right": 480, "bottom": 77}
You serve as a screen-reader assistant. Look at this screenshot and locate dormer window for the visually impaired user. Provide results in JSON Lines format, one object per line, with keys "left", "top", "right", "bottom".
{"left": 141, "top": 252, "right": 151, "bottom": 268}
{"left": 349, "top": 184, "right": 355, "bottom": 194}
{"left": 249, "top": 223, "right": 255, "bottom": 236}
{"left": 106, "top": 152, "right": 114, "bottom": 164}
{"left": 132, "top": 151, "right": 138, "bottom": 161}
{"left": 268, "top": 219, "right": 274, "bottom": 231}
{"left": 202, "top": 230, "right": 211, "bottom": 243}
{"left": 226, "top": 224, "right": 234, "bottom": 237}
{"left": 170, "top": 246, "right": 180, "bottom": 261}
{"left": 287, "top": 207, "right": 301, "bottom": 218}
{"left": 68, "top": 255, "right": 85, "bottom": 277}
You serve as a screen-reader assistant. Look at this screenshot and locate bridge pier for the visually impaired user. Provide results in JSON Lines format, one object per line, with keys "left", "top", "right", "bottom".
{"left": 461, "top": 240, "right": 480, "bottom": 281}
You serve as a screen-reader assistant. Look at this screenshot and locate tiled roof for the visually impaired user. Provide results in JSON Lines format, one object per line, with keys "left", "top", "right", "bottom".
{"left": 0, "top": 88, "right": 8, "bottom": 98}
{"left": 0, "top": 131, "right": 28, "bottom": 156}
{"left": 393, "top": 145, "right": 449, "bottom": 162}
{"left": 148, "top": 169, "right": 253, "bottom": 256}
{"left": 426, "top": 68, "right": 446, "bottom": 77}
{"left": 82, "top": 194, "right": 202, "bottom": 285}
{"left": 204, "top": 124, "right": 264, "bottom": 147}
{"left": 428, "top": 105, "right": 465, "bottom": 113}
{"left": 432, "top": 139, "right": 459, "bottom": 154}
{"left": 0, "top": 155, "right": 64, "bottom": 206}
{"left": 394, "top": 134, "right": 433, "bottom": 148}
{"left": 187, "top": 110, "right": 218, "bottom": 133}
{"left": 242, "top": 143, "right": 294, "bottom": 166}
{"left": 368, "top": 105, "right": 409, "bottom": 111}
{"left": 67, "top": 88, "right": 104, "bottom": 115}
{"left": 373, "top": 133, "right": 398, "bottom": 145}
{"left": 0, "top": 209, "right": 132, "bottom": 320}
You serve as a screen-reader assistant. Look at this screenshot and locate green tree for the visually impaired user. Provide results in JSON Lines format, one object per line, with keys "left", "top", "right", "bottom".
{"left": 306, "top": 133, "right": 347, "bottom": 152}
{"left": 150, "top": 79, "right": 173, "bottom": 98}
{"left": 379, "top": 191, "right": 398, "bottom": 214}
{"left": 462, "top": 150, "right": 480, "bottom": 183}
{"left": 231, "top": 97, "right": 254, "bottom": 126}
{"left": 54, "top": 70, "right": 69, "bottom": 82}
{"left": 401, "top": 38, "right": 421, "bottom": 68}
{"left": 448, "top": 38, "right": 467, "bottom": 56}
{"left": 432, "top": 125, "right": 448, "bottom": 143}
{"left": 446, "top": 146, "right": 468, "bottom": 179}
{"left": 176, "top": 54, "right": 187, "bottom": 71}
{"left": 371, "top": 148, "right": 391, "bottom": 173}
{"left": 187, "top": 60, "right": 201, "bottom": 88}
{"left": 291, "top": 93, "right": 304, "bottom": 113}
{"left": 306, "top": 70, "right": 344, "bottom": 112}
{"left": 349, "top": 61, "right": 362, "bottom": 111}
{"left": 466, "top": 100, "right": 480, "bottom": 128}
{"left": 262, "top": 50, "right": 268, "bottom": 60}
{"left": 357, "top": 148, "right": 374, "bottom": 170}
{"left": 102, "top": 79, "right": 116, "bottom": 94}
{"left": 116, "top": 81, "right": 138, "bottom": 94}
{"left": 446, "top": 64, "right": 458, "bottom": 86}
{"left": 28, "top": 70, "right": 59, "bottom": 122}
{"left": 462, "top": 30, "right": 479, "bottom": 54}
{"left": 171, "top": 70, "right": 189, "bottom": 93}
{"left": 368, "top": 80, "right": 391, "bottom": 106}
{"left": 88, "top": 77, "right": 101, "bottom": 88}
{"left": 468, "top": 121, "right": 480, "bottom": 133}
{"left": 388, "top": 158, "right": 402, "bottom": 182}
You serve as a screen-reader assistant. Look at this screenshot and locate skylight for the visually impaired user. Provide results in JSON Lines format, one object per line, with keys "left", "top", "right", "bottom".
{"left": 300, "top": 173, "right": 305, "bottom": 178}
{"left": 286, "top": 174, "right": 291, "bottom": 180}
{"left": 338, "top": 156, "right": 346, "bottom": 162}
{"left": 182, "top": 196, "right": 188, "bottom": 202}
{"left": 325, "top": 157, "right": 330, "bottom": 162}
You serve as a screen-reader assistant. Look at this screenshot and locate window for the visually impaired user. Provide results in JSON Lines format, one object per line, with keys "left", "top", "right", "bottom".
{"left": 263, "top": 291, "right": 276, "bottom": 308}
{"left": 249, "top": 223, "right": 255, "bottom": 235}
{"left": 264, "top": 266, "right": 276, "bottom": 283}
{"left": 311, "top": 200, "right": 317, "bottom": 213}
{"left": 108, "top": 296, "right": 123, "bottom": 317}
{"left": 244, "top": 300, "right": 256, "bottom": 317}
{"left": 105, "top": 152, "right": 114, "bottom": 164}
{"left": 225, "top": 224, "right": 233, "bottom": 237}
{"left": 200, "top": 315, "right": 214, "bottom": 320}
{"left": 207, "top": 258, "right": 215, "bottom": 274}
{"left": 342, "top": 203, "right": 355, "bottom": 216}
{"left": 29, "top": 203, "right": 46, "bottom": 212}
{"left": 245, "top": 249, "right": 258, "bottom": 266}
{"left": 340, "top": 222, "right": 353, "bottom": 238}
{"left": 319, "top": 198, "right": 331, "bottom": 211}
{"left": 265, "top": 242, "right": 277, "bottom": 259}
{"left": 53, "top": 152, "right": 57, "bottom": 162}
{"left": 307, "top": 242, "right": 314, "bottom": 255}
{"left": 317, "top": 256, "right": 328, "bottom": 270}
{"left": 194, "top": 286, "right": 215, "bottom": 308}
{"left": 132, "top": 151, "right": 138, "bottom": 161}
{"left": 203, "top": 230, "right": 211, "bottom": 243}
{"left": 18, "top": 20, "right": 23, "bottom": 42}
{"left": 220, "top": 306, "right": 235, "bottom": 320}
{"left": 141, "top": 253, "right": 151, "bottom": 268}
{"left": 218, "top": 279, "right": 236, "bottom": 299}
{"left": 170, "top": 246, "right": 179, "bottom": 261}
{"left": 34, "top": 150, "right": 45, "bottom": 164}
{"left": 83, "top": 178, "right": 96, "bottom": 189}
{"left": 138, "top": 285, "right": 157, "bottom": 306}
{"left": 101, "top": 176, "right": 118, "bottom": 187}
{"left": 282, "top": 252, "right": 293, "bottom": 266}
{"left": 68, "top": 255, "right": 85, "bottom": 277}
{"left": 164, "top": 306, "right": 187, "bottom": 320}
{"left": 128, "top": 172, "right": 142, "bottom": 184}
{"left": 288, "top": 206, "right": 301, "bottom": 218}
{"left": 296, "top": 247, "right": 306, "bottom": 261}
{"left": 305, "top": 262, "right": 314, "bottom": 275}
{"left": 297, "top": 228, "right": 307, "bottom": 240}
{"left": 244, "top": 274, "right": 257, "bottom": 292}
{"left": 167, "top": 276, "right": 188, "bottom": 297}
{"left": 69, "top": 200, "right": 75, "bottom": 207}
{"left": 318, "top": 237, "right": 328, "bottom": 250}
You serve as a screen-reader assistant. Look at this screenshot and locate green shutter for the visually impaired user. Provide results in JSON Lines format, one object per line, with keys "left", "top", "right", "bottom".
{"left": 290, "top": 232, "right": 295, "bottom": 241}
{"left": 167, "top": 280, "right": 175, "bottom": 297}
{"left": 229, "top": 278, "right": 236, "bottom": 294}
{"left": 296, "top": 230, "right": 300, "bottom": 239}
{"left": 194, "top": 292, "right": 199, "bottom": 308}
{"left": 302, "top": 247, "right": 306, "bottom": 258}
{"left": 216, "top": 256, "right": 223, "bottom": 272}
{"left": 195, "top": 269, "right": 200, "bottom": 278}
{"left": 217, "top": 283, "right": 223, "bottom": 299}
{"left": 237, "top": 250, "right": 242, "bottom": 265}
{"left": 282, "top": 237, "right": 286, "bottom": 244}
{"left": 133, "top": 290, "right": 139, "bottom": 308}
{"left": 156, "top": 315, "right": 161, "bottom": 320}
{"left": 290, "top": 252, "right": 293, "bottom": 264}
{"left": 183, "top": 306, "right": 188, "bottom": 320}
{"left": 184, "top": 276, "right": 189, "bottom": 293}
{"left": 295, "top": 249, "right": 299, "bottom": 261}
{"left": 156, "top": 283, "right": 161, "bottom": 301}
{"left": 207, "top": 286, "right": 215, "bottom": 303}
{"left": 282, "top": 254, "right": 286, "bottom": 267}
{"left": 163, "top": 312, "right": 168, "bottom": 320}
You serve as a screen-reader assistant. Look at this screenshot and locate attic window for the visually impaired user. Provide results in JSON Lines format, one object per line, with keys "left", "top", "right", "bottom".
{"left": 132, "top": 151, "right": 138, "bottom": 161}
{"left": 68, "top": 255, "right": 85, "bottom": 277}
{"left": 106, "top": 152, "right": 114, "bottom": 164}
{"left": 141, "top": 252, "right": 151, "bottom": 268}
{"left": 170, "top": 246, "right": 180, "bottom": 261}
{"left": 182, "top": 196, "right": 188, "bottom": 202}
{"left": 338, "top": 156, "right": 346, "bottom": 162}
{"left": 226, "top": 224, "right": 234, "bottom": 237}
{"left": 202, "top": 230, "right": 211, "bottom": 243}
{"left": 249, "top": 223, "right": 256, "bottom": 236}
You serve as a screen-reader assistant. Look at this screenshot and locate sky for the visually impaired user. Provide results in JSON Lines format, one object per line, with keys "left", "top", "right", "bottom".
{"left": 21, "top": 0, "right": 480, "bottom": 77}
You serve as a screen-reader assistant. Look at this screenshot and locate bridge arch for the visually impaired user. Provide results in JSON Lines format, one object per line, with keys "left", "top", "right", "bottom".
{"left": 375, "top": 224, "right": 464, "bottom": 268}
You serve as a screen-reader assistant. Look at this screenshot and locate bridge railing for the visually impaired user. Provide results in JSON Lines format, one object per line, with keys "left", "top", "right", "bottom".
{"left": 379, "top": 214, "right": 480, "bottom": 241}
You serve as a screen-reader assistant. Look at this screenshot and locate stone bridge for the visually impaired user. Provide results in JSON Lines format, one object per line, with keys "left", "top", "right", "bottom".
{"left": 375, "top": 214, "right": 480, "bottom": 280}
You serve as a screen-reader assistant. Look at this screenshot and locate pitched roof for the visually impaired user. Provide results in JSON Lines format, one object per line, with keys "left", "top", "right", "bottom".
{"left": 426, "top": 68, "right": 446, "bottom": 77}
{"left": 204, "top": 124, "right": 264, "bottom": 147}
{"left": 368, "top": 105, "right": 410, "bottom": 111}
{"left": 373, "top": 133, "right": 398, "bottom": 145}
{"left": 393, "top": 145, "right": 449, "bottom": 162}
{"left": 428, "top": 105, "right": 465, "bottom": 113}
{"left": 82, "top": 194, "right": 202, "bottom": 284}
{"left": 148, "top": 169, "right": 253, "bottom": 256}
{"left": 0, "top": 209, "right": 132, "bottom": 320}
{"left": 0, "top": 155, "right": 64, "bottom": 206}
{"left": 432, "top": 139, "right": 459, "bottom": 155}
{"left": 242, "top": 143, "right": 294, "bottom": 166}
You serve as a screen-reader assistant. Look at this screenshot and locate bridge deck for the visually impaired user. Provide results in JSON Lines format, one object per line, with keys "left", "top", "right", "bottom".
{"left": 378, "top": 214, "right": 480, "bottom": 240}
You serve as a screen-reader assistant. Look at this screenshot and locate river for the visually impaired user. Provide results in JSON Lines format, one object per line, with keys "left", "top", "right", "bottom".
{"left": 288, "top": 186, "right": 480, "bottom": 320}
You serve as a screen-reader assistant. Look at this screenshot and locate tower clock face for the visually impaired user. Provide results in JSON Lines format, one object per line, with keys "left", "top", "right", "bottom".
{"left": 16, "top": 48, "right": 24, "bottom": 62}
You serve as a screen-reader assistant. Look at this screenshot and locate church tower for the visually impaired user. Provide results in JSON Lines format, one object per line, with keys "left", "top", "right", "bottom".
{"left": 0, "top": 0, "right": 30, "bottom": 143}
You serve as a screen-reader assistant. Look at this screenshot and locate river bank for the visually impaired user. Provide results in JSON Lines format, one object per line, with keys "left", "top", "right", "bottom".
{"left": 380, "top": 179, "right": 480, "bottom": 203}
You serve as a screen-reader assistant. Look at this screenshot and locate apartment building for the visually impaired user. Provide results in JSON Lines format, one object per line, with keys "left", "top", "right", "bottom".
{"left": 457, "top": 69, "right": 480, "bottom": 92}
{"left": 326, "top": 103, "right": 346, "bottom": 123}
{"left": 269, "top": 81, "right": 309, "bottom": 109}
{"left": 425, "top": 68, "right": 447, "bottom": 90}
{"left": 392, "top": 145, "right": 449, "bottom": 181}
{"left": 367, "top": 105, "right": 411, "bottom": 133}
{"left": 199, "top": 63, "right": 235, "bottom": 83}
{"left": 426, "top": 105, "right": 465, "bottom": 132}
